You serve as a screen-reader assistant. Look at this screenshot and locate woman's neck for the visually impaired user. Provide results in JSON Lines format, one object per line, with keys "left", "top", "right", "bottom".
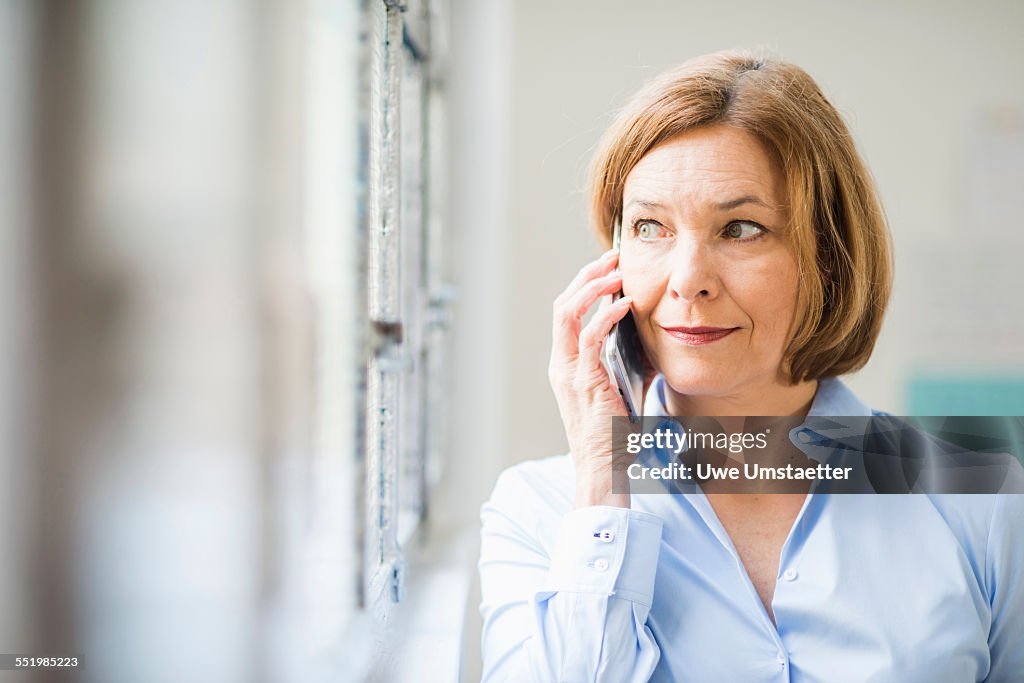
{"left": 664, "top": 377, "right": 819, "bottom": 417}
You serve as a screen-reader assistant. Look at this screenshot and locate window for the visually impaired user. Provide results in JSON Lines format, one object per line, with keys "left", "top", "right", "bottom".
{"left": 257, "top": 0, "right": 451, "bottom": 676}
{"left": 357, "top": 0, "right": 448, "bottom": 612}
{"left": 9, "top": 1, "right": 453, "bottom": 680}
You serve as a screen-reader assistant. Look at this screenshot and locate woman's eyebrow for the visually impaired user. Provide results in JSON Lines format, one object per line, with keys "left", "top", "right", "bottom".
{"left": 713, "top": 195, "right": 772, "bottom": 210}
{"left": 623, "top": 195, "right": 775, "bottom": 213}
{"left": 622, "top": 198, "right": 666, "bottom": 212}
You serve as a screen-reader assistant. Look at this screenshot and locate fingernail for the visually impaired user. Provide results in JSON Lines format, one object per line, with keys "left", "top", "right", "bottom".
{"left": 602, "top": 248, "right": 618, "bottom": 260}
{"left": 619, "top": 296, "right": 633, "bottom": 305}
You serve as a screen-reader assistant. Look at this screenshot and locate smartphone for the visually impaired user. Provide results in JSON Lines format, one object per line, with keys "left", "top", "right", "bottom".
{"left": 602, "top": 222, "right": 645, "bottom": 423}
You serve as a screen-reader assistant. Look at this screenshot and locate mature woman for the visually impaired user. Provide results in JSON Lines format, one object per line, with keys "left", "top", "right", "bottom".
{"left": 479, "top": 50, "right": 1023, "bottom": 682}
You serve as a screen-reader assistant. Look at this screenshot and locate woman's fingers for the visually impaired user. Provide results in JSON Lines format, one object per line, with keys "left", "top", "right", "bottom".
{"left": 567, "top": 270, "right": 623, "bottom": 321}
{"left": 553, "top": 271, "right": 623, "bottom": 360}
{"left": 558, "top": 248, "right": 618, "bottom": 304}
{"left": 578, "top": 295, "right": 633, "bottom": 374}
{"left": 548, "top": 252, "right": 636, "bottom": 507}
{"left": 552, "top": 252, "right": 620, "bottom": 360}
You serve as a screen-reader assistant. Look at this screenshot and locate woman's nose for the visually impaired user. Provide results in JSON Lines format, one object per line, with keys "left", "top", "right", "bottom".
{"left": 666, "top": 239, "right": 719, "bottom": 303}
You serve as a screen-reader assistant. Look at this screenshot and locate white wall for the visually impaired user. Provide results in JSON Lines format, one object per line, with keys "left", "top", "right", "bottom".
{"left": 441, "top": 0, "right": 512, "bottom": 517}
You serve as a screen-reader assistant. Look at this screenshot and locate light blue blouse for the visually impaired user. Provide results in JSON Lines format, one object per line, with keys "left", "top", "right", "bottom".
{"left": 479, "top": 377, "right": 1024, "bottom": 682}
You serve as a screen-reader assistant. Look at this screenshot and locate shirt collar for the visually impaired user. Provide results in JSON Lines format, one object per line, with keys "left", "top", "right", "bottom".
{"left": 806, "top": 377, "right": 873, "bottom": 417}
{"left": 642, "top": 375, "right": 874, "bottom": 459}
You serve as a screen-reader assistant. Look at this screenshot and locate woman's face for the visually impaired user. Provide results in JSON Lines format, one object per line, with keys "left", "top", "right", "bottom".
{"left": 620, "top": 124, "right": 801, "bottom": 401}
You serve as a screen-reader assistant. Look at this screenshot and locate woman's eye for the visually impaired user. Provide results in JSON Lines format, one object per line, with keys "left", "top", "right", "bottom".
{"left": 635, "top": 221, "right": 667, "bottom": 241}
{"left": 723, "top": 221, "right": 765, "bottom": 241}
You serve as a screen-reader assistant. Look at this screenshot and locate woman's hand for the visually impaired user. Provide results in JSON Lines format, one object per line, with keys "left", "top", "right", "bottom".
{"left": 549, "top": 248, "right": 646, "bottom": 509}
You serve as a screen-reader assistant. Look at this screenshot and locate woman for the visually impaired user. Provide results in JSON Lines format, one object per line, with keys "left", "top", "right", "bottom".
{"left": 479, "top": 50, "right": 1023, "bottom": 682}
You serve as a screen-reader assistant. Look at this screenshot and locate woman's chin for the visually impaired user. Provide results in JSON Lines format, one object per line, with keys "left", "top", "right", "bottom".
{"left": 658, "top": 370, "right": 742, "bottom": 402}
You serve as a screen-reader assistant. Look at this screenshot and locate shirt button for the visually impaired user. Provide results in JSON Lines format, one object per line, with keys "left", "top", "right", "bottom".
{"left": 782, "top": 568, "right": 798, "bottom": 581}
{"left": 797, "top": 430, "right": 812, "bottom": 443}
{"left": 593, "top": 558, "right": 609, "bottom": 572}
{"left": 595, "top": 529, "right": 615, "bottom": 543}
{"left": 776, "top": 652, "right": 787, "bottom": 666}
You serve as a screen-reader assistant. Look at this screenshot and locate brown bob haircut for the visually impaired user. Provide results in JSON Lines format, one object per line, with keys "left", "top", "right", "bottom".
{"left": 589, "top": 49, "right": 893, "bottom": 384}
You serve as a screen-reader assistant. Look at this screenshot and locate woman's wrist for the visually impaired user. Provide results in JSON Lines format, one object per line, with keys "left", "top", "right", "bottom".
{"left": 574, "top": 469, "right": 630, "bottom": 509}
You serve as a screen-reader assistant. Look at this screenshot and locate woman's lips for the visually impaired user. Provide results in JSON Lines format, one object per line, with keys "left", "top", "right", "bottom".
{"left": 661, "top": 326, "right": 738, "bottom": 345}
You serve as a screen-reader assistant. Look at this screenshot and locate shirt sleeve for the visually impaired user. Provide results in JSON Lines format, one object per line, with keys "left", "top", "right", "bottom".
{"left": 984, "top": 494, "right": 1024, "bottom": 682}
{"left": 479, "top": 467, "right": 664, "bottom": 683}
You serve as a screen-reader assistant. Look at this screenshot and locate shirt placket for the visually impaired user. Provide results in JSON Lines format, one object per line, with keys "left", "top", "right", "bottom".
{"left": 686, "top": 486, "right": 817, "bottom": 682}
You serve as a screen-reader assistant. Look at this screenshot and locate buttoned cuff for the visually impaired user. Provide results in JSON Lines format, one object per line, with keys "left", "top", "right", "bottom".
{"left": 543, "top": 506, "right": 663, "bottom": 606}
